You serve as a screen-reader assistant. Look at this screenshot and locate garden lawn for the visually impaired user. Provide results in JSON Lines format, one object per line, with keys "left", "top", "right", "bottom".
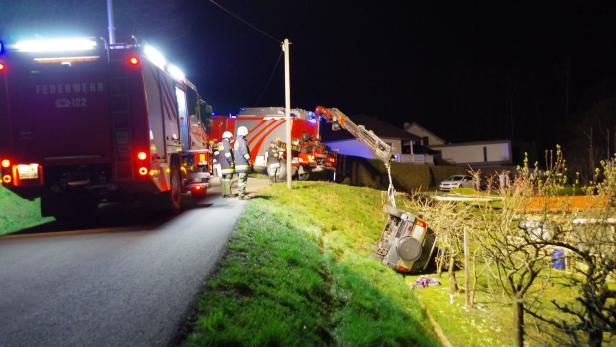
{"left": 406, "top": 267, "right": 616, "bottom": 347}
{"left": 184, "top": 182, "right": 440, "bottom": 346}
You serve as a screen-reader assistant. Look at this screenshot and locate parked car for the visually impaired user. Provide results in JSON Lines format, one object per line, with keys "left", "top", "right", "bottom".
{"left": 439, "top": 175, "right": 474, "bottom": 191}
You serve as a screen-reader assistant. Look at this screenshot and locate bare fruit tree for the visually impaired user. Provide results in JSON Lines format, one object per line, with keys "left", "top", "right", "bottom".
{"left": 474, "top": 151, "right": 563, "bottom": 347}
{"left": 525, "top": 158, "right": 616, "bottom": 346}
{"left": 404, "top": 196, "right": 474, "bottom": 300}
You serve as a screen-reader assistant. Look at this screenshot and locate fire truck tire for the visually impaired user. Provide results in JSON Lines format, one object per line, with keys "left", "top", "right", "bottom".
{"left": 161, "top": 164, "right": 182, "bottom": 213}
{"left": 297, "top": 165, "right": 310, "bottom": 181}
{"left": 277, "top": 160, "right": 288, "bottom": 181}
{"left": 277, "top": 160, "right": 298, "bottom": 181}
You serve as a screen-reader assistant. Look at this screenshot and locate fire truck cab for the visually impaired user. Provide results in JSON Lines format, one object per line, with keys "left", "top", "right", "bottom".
{"left": 0, "top": 37, "right": 211, "bottom": 219}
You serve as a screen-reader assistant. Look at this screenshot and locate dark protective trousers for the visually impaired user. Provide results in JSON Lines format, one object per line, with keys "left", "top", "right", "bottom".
{"left": 238, "top": 172, "right": 248, "bottom": 198}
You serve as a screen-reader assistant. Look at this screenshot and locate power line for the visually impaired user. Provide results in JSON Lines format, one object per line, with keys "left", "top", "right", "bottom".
{"left": 208, "top": 0, "right": 281, "bottom": 44}
{"left": 255, "top": 51, "right": 283, "bottom": 105}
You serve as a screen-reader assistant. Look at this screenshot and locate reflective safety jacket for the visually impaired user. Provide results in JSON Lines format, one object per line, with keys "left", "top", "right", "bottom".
{"left": 266, "top": 146, "right": 280, "bottom": 166}
{"left": 233, "top": 135, "right": 251, "bottom": 173}
{"left": 218, "top": 139, "right": 234, "bottom": 174}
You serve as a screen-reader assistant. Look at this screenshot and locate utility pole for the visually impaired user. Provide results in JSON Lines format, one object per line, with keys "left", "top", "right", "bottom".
{"left": 283, "top": 38, "right": 292, "bottom": 189}
{"left": 106, "top": 0, "right": 116, "bottom": 44}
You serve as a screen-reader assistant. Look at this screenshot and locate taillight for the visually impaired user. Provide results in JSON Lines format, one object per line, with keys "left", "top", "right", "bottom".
{"left": 137, "top": 151, "right": 147, "bottom": 161}
{"left": 395, "top": 264, "right": 411, "bottom": 273}
{"left": 129, "top": 56, "right": 140, "bottom": 66}
{"left": 2, "top": 174, "right": 11, "bottom": 184}
{"left": 412, "top": 219, "right": 427, "bottom": 235}
{"left": 415, "top": 219, "right": 427, "bottom": 229}
{"left": 1, "top": 159, "right": 10, "bottom": 168}
{"left": 0, "top": 63, "right": 5, "bottom": 72}
{"left": 138, "top": 167, "right": 149, "bottom": 176}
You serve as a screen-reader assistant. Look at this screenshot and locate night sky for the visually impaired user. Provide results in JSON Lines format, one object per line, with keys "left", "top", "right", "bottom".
{"left": 2, "top": 1, "right": 616, "bottom": 152}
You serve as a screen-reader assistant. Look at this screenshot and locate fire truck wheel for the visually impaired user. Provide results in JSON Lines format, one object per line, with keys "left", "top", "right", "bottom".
{"left": 161, "top": 164, "right": 182, "bottom": 213}
{"left": 277, "top": 159, "right": 288, "bottom": 181}
{"left": 277, "top": 160, "right": 299, "bottom": 181}
{"left": 297, "top": 166, "right": 310, "bottom": 181}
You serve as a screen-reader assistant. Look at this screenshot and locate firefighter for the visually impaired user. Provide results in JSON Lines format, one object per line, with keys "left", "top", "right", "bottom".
{"left": 233, "top": 126, "right": 251, "bottom": 199}
{"left": 265, "top": 141, "right": 280, "bottom": 184}
{"left": 218, "top": 131, "right": 234, "bottom": 198}
{"left": 211, "top": 140, "right": 222, "bottom": 183}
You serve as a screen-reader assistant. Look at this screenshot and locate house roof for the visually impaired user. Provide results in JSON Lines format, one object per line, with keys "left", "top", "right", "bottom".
{"left": 321, "top": 114, "right": 422, "bottom": 142}
{"left": 404, "top": 122, "right": 446, "bottom": 143}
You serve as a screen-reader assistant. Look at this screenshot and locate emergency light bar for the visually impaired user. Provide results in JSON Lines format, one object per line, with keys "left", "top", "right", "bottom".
{"left": 143, "top": 44, "right": 187, "bottom": 82}
{"left": 13, "top": 38, "right": 97, "bottom": 52}
{"left": 143, "top": 44, "right": 166, "bottom": 70}
{"left": 167, "top": 64, "right": 185, "bottom": 81}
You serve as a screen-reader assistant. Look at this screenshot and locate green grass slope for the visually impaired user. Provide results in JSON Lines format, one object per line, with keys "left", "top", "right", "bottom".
{"left": 0, "top": 186, "right": 50, "bottom": 235}
{"left": 185, "top": 182, "right": 439, "bottom": 347}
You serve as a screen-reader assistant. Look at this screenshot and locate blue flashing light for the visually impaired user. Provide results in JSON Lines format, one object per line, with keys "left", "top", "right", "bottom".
{"left": 0, "top": 41, "right": 3, "bottom": 54}
{"left": 212, "top": 112, "right": 217, "bottom": 116}
{"left": 308, "top": 111, "right": 318, "bottom": 123}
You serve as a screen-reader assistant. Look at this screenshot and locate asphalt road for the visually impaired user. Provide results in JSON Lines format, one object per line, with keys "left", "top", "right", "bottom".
{"left": 0, "top": 177, "right": 268, "bottom": 347}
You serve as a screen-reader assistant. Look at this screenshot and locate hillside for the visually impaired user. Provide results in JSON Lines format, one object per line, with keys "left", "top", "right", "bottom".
{"left": 184, "top": 182, "right": 440, "bottom": 346}
{"left": 0, "top": 187, "right": 51, "bottom": 235}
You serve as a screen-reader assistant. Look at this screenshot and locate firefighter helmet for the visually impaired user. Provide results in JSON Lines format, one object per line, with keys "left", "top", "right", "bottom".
{"left": 222, "top": 131, "right": 233, "bottom": 139}
{"left": 237, "top": 126, "right": 249, "bottom": 136}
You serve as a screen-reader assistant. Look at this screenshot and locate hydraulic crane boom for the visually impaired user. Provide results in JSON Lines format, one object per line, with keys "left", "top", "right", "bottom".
{"left": 314, "top": 107, "right": 394, "bottom": 164}
{"left": 315, "top": 106, "right": 397, "bottom": 207}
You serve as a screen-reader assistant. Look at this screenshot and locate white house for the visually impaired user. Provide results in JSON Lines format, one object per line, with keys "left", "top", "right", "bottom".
{"left": 430, "top": 140, "right": 512, "bottom": 166}
{"left": 403, "top": 121, "right": 512, "bottom": 166}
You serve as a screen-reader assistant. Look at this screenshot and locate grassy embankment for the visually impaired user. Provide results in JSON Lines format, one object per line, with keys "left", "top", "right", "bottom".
{"left": 0, "top": 186, "right": 51, "bottom": 235}
{"left": 185, "top": 182, "right": 439, "bottom": 346}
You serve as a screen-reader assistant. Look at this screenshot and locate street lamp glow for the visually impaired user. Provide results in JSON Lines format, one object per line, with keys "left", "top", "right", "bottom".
{"left": 167, "top": 64, "right": 185, "bottom": 81}
{"left": 13, "top": 38, "right": 97, "bottom": 52}
{"left": 143, "top": 45, "right": 166, "bottom": 70}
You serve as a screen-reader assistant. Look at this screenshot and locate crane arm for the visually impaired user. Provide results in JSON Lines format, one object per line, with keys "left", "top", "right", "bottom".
{"left": 315, "top": 106, "right": 397, "bottom": 207}
{"left": 315, "top": 106, "right": 394, "bottom": 164}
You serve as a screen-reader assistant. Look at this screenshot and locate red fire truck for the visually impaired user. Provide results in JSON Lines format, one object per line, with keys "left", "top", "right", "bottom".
{"left": 209, "top": 107, "right": 336, "bottom": 180}
{"left": 0, "top": 37, "right": 211, "bottom": 220}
